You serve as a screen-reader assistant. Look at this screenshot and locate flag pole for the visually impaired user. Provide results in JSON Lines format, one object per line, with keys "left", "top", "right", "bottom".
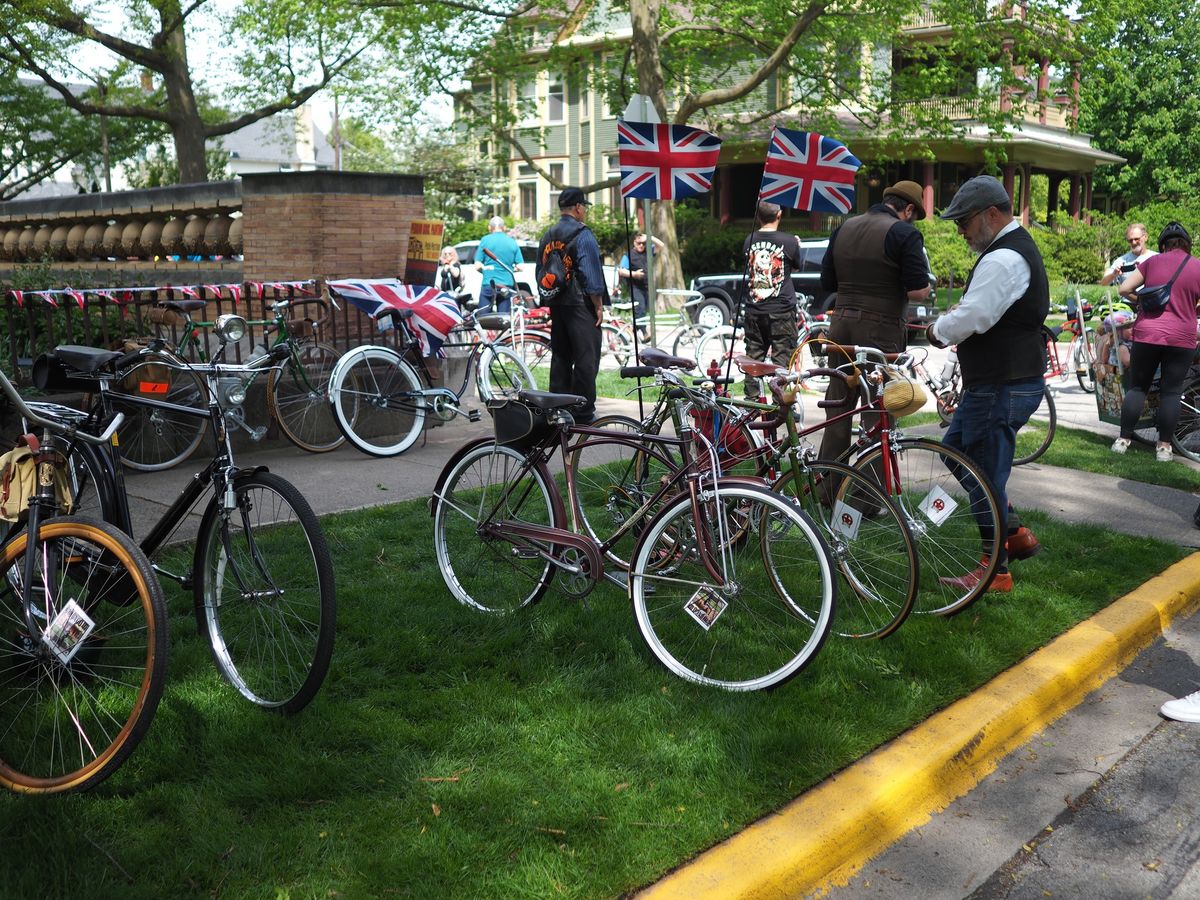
{"left": 644, "top": 198, "right": 657, "bottom": 348}
{"left": 622, "top": 195, "right": 645, "bottom": 421}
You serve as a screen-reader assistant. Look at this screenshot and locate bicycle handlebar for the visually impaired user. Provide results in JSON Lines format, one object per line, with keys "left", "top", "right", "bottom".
{"left": 0, "top": 369, "right": 124, "bottom": 445}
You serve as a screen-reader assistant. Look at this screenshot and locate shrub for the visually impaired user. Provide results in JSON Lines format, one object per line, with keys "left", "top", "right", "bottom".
{"left": 680, "top": 224, "right": 746, "bottom": 281}
{"left": 917, "top": 218, "right": 975, "bottom": 287}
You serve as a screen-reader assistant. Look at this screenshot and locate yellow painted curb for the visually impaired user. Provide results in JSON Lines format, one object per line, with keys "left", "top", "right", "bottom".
{"left": 638, "top": 553, "right": 1200, "bottom": 900}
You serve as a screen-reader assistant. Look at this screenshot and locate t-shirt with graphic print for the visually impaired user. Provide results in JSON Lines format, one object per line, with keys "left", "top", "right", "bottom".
{"left": 741, "top": 229, "right": 801, "bottom": 316}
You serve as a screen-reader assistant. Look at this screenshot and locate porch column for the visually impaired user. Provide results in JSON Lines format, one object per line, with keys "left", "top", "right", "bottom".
{"left": 1002, "top": 165, "right": 1016, "bottom": 205}
{"left": 922, "top": 162, "right": 935, "bottom": 217}
{"left": 1046, "top": 174, "right": 1064, "bottom": 225}
{"left": 1068, "top": 174, "right": 1081, "bottom": 220}
{"left": 1037, "top": 57, "right": 1050, "bottom": 125}
{"left": 1020, "top": 163, "right": 1032, "bottom": 226}
{"left": 1083, "top": 174, "right": 1093, "bottom": 223}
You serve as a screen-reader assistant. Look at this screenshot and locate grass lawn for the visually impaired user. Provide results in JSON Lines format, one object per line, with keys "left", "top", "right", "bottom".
{"left": 0, "top": 497, "right": 1185, "bottom": 898}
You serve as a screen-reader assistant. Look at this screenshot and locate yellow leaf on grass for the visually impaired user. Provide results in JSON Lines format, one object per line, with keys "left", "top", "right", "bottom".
{"left": 432, "top": 803, "right": 442, "bottom": 817}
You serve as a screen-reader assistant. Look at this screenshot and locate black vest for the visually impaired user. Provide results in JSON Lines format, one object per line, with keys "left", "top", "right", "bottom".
{"left": 958, "top": 226, "right": 1049, "bottom": 386}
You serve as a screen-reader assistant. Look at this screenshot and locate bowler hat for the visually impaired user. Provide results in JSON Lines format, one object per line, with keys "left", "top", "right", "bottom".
{"left": 558, "top": 187, "right": 592, "bottom": 208}
{"left": 883, "top": 181, "right": 926, "bottom": 220}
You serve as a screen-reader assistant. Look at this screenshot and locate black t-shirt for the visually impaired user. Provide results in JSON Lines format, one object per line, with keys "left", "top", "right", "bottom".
{"left": 742, "top": 230, "right": 800, "bottom": 315}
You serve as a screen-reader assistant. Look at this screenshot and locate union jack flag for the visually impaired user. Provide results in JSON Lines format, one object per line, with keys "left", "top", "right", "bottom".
{"left": 759, "top": 127, "right": 861, "bottom": 214}
{"left": 326, "top": 279, "right": 463, "bottom": 358}
{"left": 618, "top": 121, "right": 722, "bottom": 201}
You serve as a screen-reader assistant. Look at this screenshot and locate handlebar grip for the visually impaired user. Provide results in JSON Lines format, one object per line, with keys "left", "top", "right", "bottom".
{"left": 619, "top": 366, "right": 657, "bottom": 379}
{"left": 113, "top": 347, "right": 147, "bottom": 372}
{"left": 693, "top": 376, "right": 734, "bottom": 387}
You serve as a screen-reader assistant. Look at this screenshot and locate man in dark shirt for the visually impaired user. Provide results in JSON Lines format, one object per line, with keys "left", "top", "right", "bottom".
{"left": 927, "top": 175, "right": 1049, "bottom": 593}
{"left": 818, "top": 180, "right": 931, "bottom": 462}
{"left": 538, "top": 187, "right": 607, "bottom": 424}
{"left": 740, "top": 201, "right": 802, "bottom": 399}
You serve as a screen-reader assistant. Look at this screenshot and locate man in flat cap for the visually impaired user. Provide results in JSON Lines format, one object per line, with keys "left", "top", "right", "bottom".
{"left": 819, "top": 180, "right": 932, "bottom": 462}
{"left": 927, "top": 175, "right": 1048, "bottom": 593}
{"left": 536, "top": 187, "right": 606, "bottom": 424}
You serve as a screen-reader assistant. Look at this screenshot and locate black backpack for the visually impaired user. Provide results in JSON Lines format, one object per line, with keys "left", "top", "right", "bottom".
{"left": 536, "top": 220, "right": 588, "bottom": 305}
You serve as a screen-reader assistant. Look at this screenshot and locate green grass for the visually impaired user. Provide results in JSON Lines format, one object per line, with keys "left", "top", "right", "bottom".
{"left": 0, "top": 498, "right": 1185, "bottom": 899}
{"left": 1019, "top": 422, "right": 1200, "bottom": 491}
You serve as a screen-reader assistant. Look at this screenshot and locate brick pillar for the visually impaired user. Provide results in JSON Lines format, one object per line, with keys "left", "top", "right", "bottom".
{"left": 1020, "top": 163, "right": 1032, "bottom": 227}
{"left": 240, "top": 171, "right": 425, "bottom": 282}
{"left": 1002, "top": 165, "right": 1016, "bottom": 204}
{"left": 922, "top": 162, "right": 935, "bottom": 218}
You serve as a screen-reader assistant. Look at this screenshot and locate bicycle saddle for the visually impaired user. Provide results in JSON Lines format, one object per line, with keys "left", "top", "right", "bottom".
{"left": 376, "top": 306, "right": 415, "bottom": 323}
{"left": 50, "top": 344, "right": 123, "bottom": 373}
{"left": 638, "top": 346, "right": 696, "bottom": 370}
{"left": 160, "top": 299, "right": 207, "bottom": 314}
{"left": 733, "top": 356, "right": 780, "bottom": 378}
{"left": 476, "top": 314, "right": 510, "bottom": 330}
{"left": 516, "top": 390, "right": 586, "bottom": 411}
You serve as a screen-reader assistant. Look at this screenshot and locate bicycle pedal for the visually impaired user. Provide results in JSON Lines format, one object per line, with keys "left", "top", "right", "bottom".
{"left": 468, "top": 409, "right": 482, "bottom": 423}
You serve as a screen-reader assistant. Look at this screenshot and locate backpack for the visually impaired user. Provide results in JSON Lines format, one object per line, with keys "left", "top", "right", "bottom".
{"left": 536, "top": 221, "right": 588, "bottom": 305}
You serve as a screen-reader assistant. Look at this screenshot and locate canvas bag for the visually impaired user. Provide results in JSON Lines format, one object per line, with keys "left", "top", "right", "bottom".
{"left": 1134, "top": 254, "right": 1191, "bottom": 314}
{"left": 0, "top": 442, "right": 74, "bottom": 522}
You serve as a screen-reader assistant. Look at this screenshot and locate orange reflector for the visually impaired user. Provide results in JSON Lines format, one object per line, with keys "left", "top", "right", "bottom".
{"left": 138, "top": 382, "right": 169, "bottom": 394}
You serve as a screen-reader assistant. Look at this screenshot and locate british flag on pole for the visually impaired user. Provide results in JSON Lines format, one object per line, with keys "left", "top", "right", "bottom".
{"left": 617, "top": 121, "right": 722, "bottom": 201}
{"left": 758, "top": 127, "right": 862, "bottom": 214}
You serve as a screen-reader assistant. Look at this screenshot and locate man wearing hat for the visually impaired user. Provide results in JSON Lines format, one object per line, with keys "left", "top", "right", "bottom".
{"left": 818, "top": 180, "right": 933, "bottom": 462}
{"left": 927, "top": 175, "right": 1048, "bottom": 593}
{"left": 537, "top": 187, "right": 607, "bottom": 424}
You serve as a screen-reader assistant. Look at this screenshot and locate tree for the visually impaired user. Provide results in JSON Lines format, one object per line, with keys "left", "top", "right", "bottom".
{"left": 0, "top": 62, "right": 157, "bottom": 199}
{"left": 414, "top": 0, "right": 1083, "bottom": 287}
{"left": 1078, "top": 0, "right": 1200, "bottom": 204}
{"left": 0, "top": 0, "right": 397, "bottom": 184}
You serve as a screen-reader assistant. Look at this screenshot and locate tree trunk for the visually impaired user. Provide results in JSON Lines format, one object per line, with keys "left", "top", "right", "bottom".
{"left": 157, "top": 3, "right": 207, "bottom": 183}
{"left": 629, "top": 0, "right": 684, "bottom": 291}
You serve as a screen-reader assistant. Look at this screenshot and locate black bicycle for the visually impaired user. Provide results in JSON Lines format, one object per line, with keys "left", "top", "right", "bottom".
{"left": 33, "top": 313, "right": 336, "bottom": 714}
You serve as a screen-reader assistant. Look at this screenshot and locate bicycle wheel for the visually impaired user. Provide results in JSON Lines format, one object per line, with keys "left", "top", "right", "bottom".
{"left": 774, "top": 460, "right": 918, "bottom": 639}
{"left": 569, "top": 415, "right": 677, "bottom": 570}
{"left": 695, "top": 326, "right": 739, "bottom": 372}
{"left": 193, "top": 471, "right": 335, "bottom": 713}
{"left": 433, "top": 441, "right": 561, "bottom": 613}
{"left": 797, "top": 322, "right": 832, "bottom": 390}
{"left": 1014, "top": 386, "right": 1056, "bottom": 465}
{"left": 601, "top": 323, "right": 633, "bottom": 366}
{"left": 1172, "top": 376, "right": 1200, "bottom": 462}
{"left": 477, "top": 345, "right": 535, "bottom": 401}
{"left": 1075, "top": 327, "right": 1098, "bottom": 393}
{"left": 0, "top": 517, "right": 167, "bottom": 793}
{"left": 852, "top": 437, "right": 1003, "bottom": 616}
{"left": 108, "top": 351, "right": 207, "bottom": 472}
{"left": 329, "top": 345, "right": 426, "bottom": 457}
{"left": 267, "top": 341, "right": 347, "bottom": 453}
{"left": 500, "top": 331, "right": 552, "bottom": 369}
{"left": 629, "top": 481, "right": 835, "bottom": 691}
{"left": 671, "top": 324, "right": 706, "bottom": 362}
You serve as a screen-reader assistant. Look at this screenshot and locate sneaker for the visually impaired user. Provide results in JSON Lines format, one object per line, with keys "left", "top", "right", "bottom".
{"left": 1157, "top": 445, "right": 1173, "bottom": 463}
{"left": 1111, "top": 437, "right": 1131, "bottom": 454}
{"left": 1160, "top": 690, "right": 1200, "bottom": 723}
{"left": 1005, "top": 527, "right": 1042, "bottom": 561}
{"left": 938, "top": 562, "right": 1013, "bottom": 593}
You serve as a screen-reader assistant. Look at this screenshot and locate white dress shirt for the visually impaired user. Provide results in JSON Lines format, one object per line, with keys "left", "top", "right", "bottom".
{"left": 932, "top": 220, "right": 1031, "bottom": 347}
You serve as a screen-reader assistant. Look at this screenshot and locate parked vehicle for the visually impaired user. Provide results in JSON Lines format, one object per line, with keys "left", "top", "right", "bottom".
{"left": 688, "top": 237, "right": 939, "bottom": 338}
{"left": 453, "top": 239, "right": 621, "bottom": 308}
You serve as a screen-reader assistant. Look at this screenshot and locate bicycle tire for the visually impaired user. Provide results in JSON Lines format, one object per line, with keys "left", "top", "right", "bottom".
{"left": 329, "top": 345, "right": 426, "bottom": 457}
{"left": 851, "top": 437, "right": 1003, "bottom": 616}
{"left": 433, "top": 441, "right": 560, "bottom": 613}
{"left": 477, "top": 344, "right": 536, "bottom": 401}
{"left": 193, "top": 471, "right": 335, "bottom": 714}
{"left": 499, "top": 330, "right": 552, "bottom": 369}
{"left": 671, "top": 324, "right": 706, "bottom": 362}
{"left": 1075, "top": 327, "right": 1097, "bottom": 393}
{"left": 1014, "top": 386, "right": 1056, "bottom": 465}
{"left": 267, "top": 341, "right": 348, "bottom": 453}
{"left": 773, "top": 460, "right": 918, "bottom": 639}
{"left": 797, "top": 322, "right": 832, "bottom": 390}
{"left": 108, "top": 351, "right": 207, "bottom": 472}
{"left": 0, "top": 517, "right": 167, "bottom": 793}
{"left": 629, "top": 481, "right": 835, "bottom": 691}
{"left": 1172, "top": 375, "right": 1200, "bottom": 463}
{"left": 600, "top": 323, "right": 633, "bottom": 367}
{"left": 695, "top": 326, "right": 739, "bottom": 374}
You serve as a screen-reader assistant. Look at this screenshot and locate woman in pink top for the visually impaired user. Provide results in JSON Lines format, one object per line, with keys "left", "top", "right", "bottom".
{"left": 1113, "top": 222, "right": 1200, "bottom": 461}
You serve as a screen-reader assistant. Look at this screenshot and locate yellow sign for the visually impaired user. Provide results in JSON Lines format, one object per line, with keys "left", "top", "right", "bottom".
{"left": 405, "top": 220, "right": 445, "bottom": 286}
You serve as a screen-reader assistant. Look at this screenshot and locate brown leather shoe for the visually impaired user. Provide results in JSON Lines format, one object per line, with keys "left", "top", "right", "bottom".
{"left": 1005, "top": 527, "right": 1041, "bottom": 561}
{"left": 938, "top": 562, "right": 1013, "bottom": 593}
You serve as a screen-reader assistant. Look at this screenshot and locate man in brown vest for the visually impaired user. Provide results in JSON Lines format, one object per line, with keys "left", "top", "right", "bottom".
{"left": 818, "top": 180, "right": 932, "bottom": 461}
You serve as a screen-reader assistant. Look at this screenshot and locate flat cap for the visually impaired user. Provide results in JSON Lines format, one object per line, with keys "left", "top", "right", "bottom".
{"left": 558, "top": 187, "right": 592, "bottom": 208}
{"left": 939, "top": 176, "right": 1011, "bottom": 221}
{"left": 883, "top": 180, "right": 926, "bottom": 220}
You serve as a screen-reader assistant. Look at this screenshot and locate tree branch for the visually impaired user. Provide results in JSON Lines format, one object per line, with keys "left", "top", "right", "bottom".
{"left": 38, "top": 7, "right": 162, "bottom": 71}
{"left": 156, "top": 0, "right": 215, "bottom": 43}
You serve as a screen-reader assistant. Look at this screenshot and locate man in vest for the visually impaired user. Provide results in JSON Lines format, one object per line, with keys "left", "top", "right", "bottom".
{"left": 927, "top": 175, "right": 1048, "bottom": 593}
{"left": 818, "top": 180, "right": 932, "bottom": 461}
{"left": 539, "top": 187, "right": 606, "bottom": 424}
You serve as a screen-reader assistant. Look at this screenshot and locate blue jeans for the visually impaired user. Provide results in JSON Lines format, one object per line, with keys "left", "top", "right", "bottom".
{"left": 942, "top": 377, "right": 1044, "bottom": 568}
{"left": 478, "top": 282, "right": 512, "bottom": 316}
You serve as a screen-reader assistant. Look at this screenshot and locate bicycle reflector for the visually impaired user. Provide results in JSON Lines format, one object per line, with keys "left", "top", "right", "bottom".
{"left": 214, "top": 314, "right": 248, "bottom": 344}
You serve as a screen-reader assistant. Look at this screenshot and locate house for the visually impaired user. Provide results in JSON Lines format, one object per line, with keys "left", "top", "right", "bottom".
{"left": 454, "top": 2, "right": 1122, "bottom": 226}
{"left": 220, "top": 106, "right": 333, "bottom": 175}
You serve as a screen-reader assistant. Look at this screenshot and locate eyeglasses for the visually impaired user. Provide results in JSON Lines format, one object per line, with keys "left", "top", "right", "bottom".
{"left": 633, "top": 240, "right": 646, "bottom": 246}
{"left": 1128, "top": 236, "right": 1145, "bottom": 244}
{"left": 955, "top": 210, "right": 980, "bottom": 233}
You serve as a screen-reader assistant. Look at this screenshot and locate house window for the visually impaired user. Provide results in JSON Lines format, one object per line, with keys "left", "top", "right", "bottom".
{"left": 580, "top": 120, "right": 590, "bottom": 150}
{"left": 578, "top": 69, "right": 592, "bottom": 122}
{"left": 519, "top": 182, "right": 537, "bottom": 219}
{"left": 547, "top": 77, "right": 565, "bottom": 123}
{"left": 518, "top": 79, "right": 538, "bottom": 126}
{"left": 549, "top": 162, "right": 565, "bottom": 209}
{"left": 606, "top": 153, "right": 622, "bottom": 208}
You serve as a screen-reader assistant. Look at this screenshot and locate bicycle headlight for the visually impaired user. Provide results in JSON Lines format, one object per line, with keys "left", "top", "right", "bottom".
{"left": 214, "top": 314, "right": 247, "bottom": 344}
{"left": 219, "top": 378, "right": 248, "bottom": 407}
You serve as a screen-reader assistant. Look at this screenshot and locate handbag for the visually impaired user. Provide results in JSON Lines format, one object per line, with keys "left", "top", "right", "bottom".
{"left": 1134, "top": 254, "right": 1191, "bottom": 314}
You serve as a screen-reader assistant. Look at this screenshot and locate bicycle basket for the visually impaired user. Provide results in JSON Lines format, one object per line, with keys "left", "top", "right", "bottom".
{"left": 487, "top": 398, "right": 554, "bottom": 451}
{"left": 118, "top": 340, "right": 172, "bottom": 394}
{"left": 881, "top": 373, "right": 927, "bottom": 417}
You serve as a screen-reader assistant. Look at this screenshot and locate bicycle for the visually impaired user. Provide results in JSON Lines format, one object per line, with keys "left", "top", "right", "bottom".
{"left": 325, "top": 289, "right": 536, "bottom": 457}
{"left": 430, "top": 367, "right": 837, "bottom": 691}
{"left": 693, "top": 296, "right": 831, "bottom": 391}
{"left": 576, "top": 348, "right": 919, "bottom": 639}
{"left": 111, "top": 288, "right": 349, "bottom": 471}
{"left": 0, "top": 372, "right": 168, "bottom": 793}
{"left": 1043, "top": 292, "right": 1099, "bottom": 393}
{"left": 35, "top": 319, "right": 336, "bottom": 714}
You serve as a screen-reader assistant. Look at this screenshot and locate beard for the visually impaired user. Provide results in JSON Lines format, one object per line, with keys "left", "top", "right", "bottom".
{"left": 968, "top": 218, "right": 1000, "bottom": 254}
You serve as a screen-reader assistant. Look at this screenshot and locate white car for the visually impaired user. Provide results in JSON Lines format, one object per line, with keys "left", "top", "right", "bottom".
{"left": 454, "top": 238, "right": 620, "bottom": 308}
